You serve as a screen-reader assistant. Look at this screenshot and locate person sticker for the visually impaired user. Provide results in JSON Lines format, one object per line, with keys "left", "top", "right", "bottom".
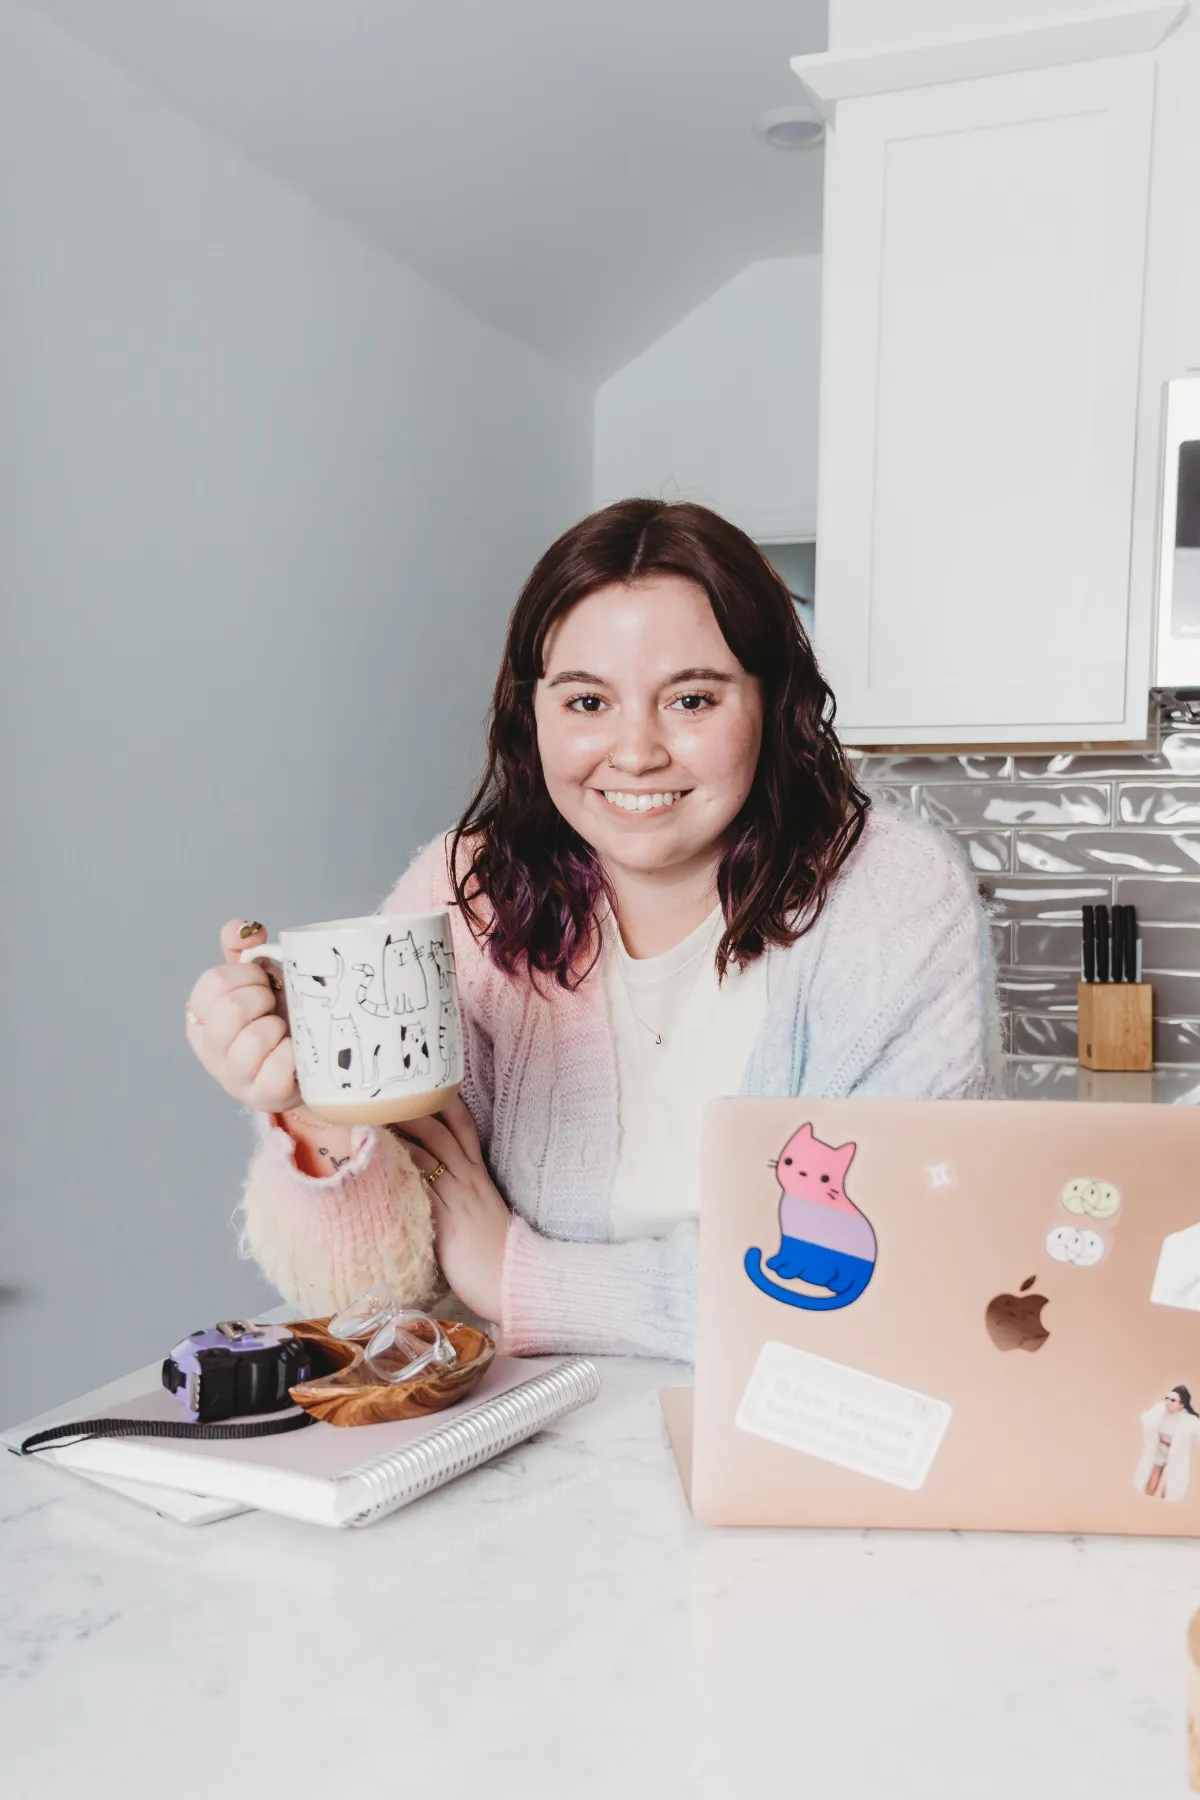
{"left": 1135, "top": 1385, "right": 1200, "bottom": 1501}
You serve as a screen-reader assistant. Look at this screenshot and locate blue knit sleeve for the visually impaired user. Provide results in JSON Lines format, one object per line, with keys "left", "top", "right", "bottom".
{"left": 744, "top": 806, "right": 1001, "bottom": 1102}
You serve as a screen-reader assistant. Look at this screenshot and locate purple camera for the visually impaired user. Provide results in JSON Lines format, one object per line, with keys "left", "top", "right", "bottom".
{"left": 162, "top": 1320, "right": 312, "bottom": 1423}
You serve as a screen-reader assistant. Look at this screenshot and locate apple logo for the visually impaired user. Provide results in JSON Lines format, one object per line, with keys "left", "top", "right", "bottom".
{"left": 985, "top": 1275, "right": 1051, "bottom": 1353}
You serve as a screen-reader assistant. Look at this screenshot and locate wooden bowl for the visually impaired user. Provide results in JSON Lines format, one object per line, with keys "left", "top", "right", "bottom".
{"left": 286, "top": 1316, "right": 494, "bottom": 1427}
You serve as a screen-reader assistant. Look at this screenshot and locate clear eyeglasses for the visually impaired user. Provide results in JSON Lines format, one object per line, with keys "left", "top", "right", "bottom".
{"left": 327, "top": 1287, "right": 457, "bottom": 1385}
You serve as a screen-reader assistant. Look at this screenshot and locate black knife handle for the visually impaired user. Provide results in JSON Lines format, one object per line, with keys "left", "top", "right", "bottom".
{"left": 1096, "top": 904, "right": 1110, "bottom": 982}
{"left": 1082, "top": 905, "right": 1096, "bottom": 983}
{"left": 1123, "top": 904, "right": 1138, "bottom": 982}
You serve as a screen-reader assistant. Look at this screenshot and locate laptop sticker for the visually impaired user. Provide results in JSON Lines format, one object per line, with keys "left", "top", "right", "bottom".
{"left": 735, "top": 1341, "right": 952, "bottom": 1491}
{"left": 1044, "top": 1225, "right": 1106, "bottom": 1267}
{"left": 1134, "top": 1384, "right": 1200, "bottom": 1501}
{"left": 743, "top": 1123, "right": 876, "bottom": 1312}
{"left": 1060, "top": 1178, "right": 1121, "bottom": 1220}
{"left": 1151, "top": 1224, "right": 1200, "bottom": 1314}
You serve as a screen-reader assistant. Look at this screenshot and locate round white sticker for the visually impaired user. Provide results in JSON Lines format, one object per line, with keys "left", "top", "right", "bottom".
{"left": 1061, "top": 1178, "right": 1121, "bottom": 1220}
{"left": 1045, "top": 1224, "right": 1107, "bottom": 1267}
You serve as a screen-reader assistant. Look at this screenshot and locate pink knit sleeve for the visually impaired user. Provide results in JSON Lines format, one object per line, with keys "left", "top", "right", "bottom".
{"left": 499, "top": 1215, "right": 697, "bottom": 1362}
{"left": 238, "top": 1113, "right": 439, "bottom": 1315}
{"left": 235, "top": 834, "right": 462, "bottom": 1314}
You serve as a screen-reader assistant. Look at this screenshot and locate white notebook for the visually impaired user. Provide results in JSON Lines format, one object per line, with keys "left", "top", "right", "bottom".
{"left": 55, "top": 1468, "right": 249, "bottom": 1525}
{"left": 4, "top": 1356, "right": 600, "bottom": 1528}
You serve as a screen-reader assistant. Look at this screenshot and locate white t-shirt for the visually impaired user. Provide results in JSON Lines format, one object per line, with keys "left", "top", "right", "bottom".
{"left": 600, "top": 904, "right": 770, "bottom": 1241}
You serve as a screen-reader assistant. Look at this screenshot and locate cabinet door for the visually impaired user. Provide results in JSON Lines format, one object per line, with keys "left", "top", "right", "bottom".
{"left": 815, "top": 57, "right": 1155, "bottom": 743}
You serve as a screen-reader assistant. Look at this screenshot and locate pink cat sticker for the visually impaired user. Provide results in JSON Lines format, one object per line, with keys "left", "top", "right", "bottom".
{"left": 744, "top": 1123, "right": 878, "bottom": 1311}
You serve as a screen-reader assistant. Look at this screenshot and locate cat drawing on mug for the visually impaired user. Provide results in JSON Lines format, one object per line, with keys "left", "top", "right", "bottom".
{"left": 744, "top": 1123, "right": 876, "bottom": 1311}
{"left": 322, "top": 953, "right": 363, "bottom": 1091}
{"left": 437, "top": 996, "right": 460, "bottom": 1082}
{"left": 352, "top": 960, "right": 388, "bottom": 1018}
{"left": 365, "top": 1019, "right": 431, "bottom": 1092}
{"left": 291, "top": 1002, "right": 322, "bottom": 1077}
{"left": 428, "top": 936, "right": 457, "bottom": 993}
{"left": 330, "top": 1011, "right": 364, "bottom": 1090}
{"left": 382, "top": 932, "right": 429, "bottom": 1015}
{"left": 287, "top": 950, "right": 342, "bottom": 1077}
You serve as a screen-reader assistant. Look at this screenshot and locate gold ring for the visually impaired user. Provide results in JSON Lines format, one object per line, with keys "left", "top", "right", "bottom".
{"left": 422, "top": 1161, "right": 447, "bottom": 1187}
{"left": 186, "top": 1008, "right": 205, "bottom": 1028}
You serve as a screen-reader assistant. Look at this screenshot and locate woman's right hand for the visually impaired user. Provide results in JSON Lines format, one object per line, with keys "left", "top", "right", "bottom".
{"left": 185, "top": 921, "right": 302, "bottom": 1113}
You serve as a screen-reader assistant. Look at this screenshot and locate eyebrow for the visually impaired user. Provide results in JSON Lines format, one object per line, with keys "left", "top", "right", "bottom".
{"left": 544, "top": 666, "right": 736, "bottom": 689}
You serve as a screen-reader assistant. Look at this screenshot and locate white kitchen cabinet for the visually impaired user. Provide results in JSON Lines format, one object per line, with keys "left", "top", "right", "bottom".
{"left": 807, "top": 52, "right": 1158, "bottom": 744}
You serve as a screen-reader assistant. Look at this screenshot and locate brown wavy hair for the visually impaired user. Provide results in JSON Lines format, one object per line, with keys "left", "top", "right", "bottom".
{"left": 449, "top": 498, "right": 870, "bottom": 989}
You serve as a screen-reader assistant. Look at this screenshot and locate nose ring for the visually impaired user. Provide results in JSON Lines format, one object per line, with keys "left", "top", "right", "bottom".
{"left": 606, "top": 750, "right": 614, "bottom": 766}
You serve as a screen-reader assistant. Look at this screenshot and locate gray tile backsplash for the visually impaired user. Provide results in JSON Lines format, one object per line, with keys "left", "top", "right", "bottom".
{"left": 1154, "top": 1019, "right": 1200, "bottom": 1061}
{"left": 954, "top": 831, "right": 1011, "bottom": 872}
{"left": 997, "top": 972, "right": 1079, "bottom": 1012}
{"left": 1117, "top": 784, "right": 1200, "bottom": 824}
{"left": 1013, "top": 922, "right": 1083, "bottom": 967}
{"left": 1010, "top": 1013, "right": 1080, "bottom": 1058}
{"left": 1014, "top": 830, "right": 1200, "bottom": 874}
{"left": 852, "top": 725, "right": 1200, "bottom": 1064}
{"left": 1113, "top": 876, "right": 1200, "bottom": 920}
{"left": 920, "top": 783, "right": 1111, "bottom": 828}
{"left": 858, "top": 754, "right": 1014, "bottom": 783}
{"left": 980, "top": 876, "right": 1112, "bottom": 921}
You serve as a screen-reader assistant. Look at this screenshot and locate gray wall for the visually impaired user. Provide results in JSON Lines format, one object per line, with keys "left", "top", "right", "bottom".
{"left": 0, "top": 2, "right": 592, "bottom": 1423}
{"left": 852, "top": 712, "right": 1200, "bottom": 1066}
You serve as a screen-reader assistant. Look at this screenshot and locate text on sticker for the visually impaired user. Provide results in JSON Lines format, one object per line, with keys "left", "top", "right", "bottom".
{"left": 735, "top": 1341, "right": 953, "bottom": 1492}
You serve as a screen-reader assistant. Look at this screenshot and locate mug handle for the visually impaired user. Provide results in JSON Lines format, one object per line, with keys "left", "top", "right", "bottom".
{"left": 239, "top": 943, "right": 284, "bottom": 968}
{"left": 239, "top": 943, "right": 290, "bottom": 1015}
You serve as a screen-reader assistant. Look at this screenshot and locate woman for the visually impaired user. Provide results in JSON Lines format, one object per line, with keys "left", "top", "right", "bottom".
{"left": 1136, "top": 1386, "right": 1200, "bottom": 1500}
{"left": 186, "top": 500, "right": 999, "bottom": 1360}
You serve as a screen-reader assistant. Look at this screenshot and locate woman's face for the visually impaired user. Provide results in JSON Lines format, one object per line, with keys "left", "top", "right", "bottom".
{"left": 533, "top": 575, "right": 764, "bottom": 881}
{"left": 1167, "top": 1392, "right": 1184, "bottom": 1413}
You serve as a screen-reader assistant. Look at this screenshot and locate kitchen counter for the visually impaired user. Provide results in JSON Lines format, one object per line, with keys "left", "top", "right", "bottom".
{"left": 3, "top": 1357, "right": 1199, "bottom": 1798}
{"left": 1002, "top": 1056, "right": 1200, "bottom": 1103}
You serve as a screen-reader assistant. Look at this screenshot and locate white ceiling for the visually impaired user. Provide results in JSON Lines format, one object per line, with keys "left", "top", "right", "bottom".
{"left": 27, "top": 0, "right": 827, "bottom": 380}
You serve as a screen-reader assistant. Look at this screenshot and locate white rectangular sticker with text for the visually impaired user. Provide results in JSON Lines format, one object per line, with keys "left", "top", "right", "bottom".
{"left": 735, "top": 1341, "right": 953, "bottom": 1491}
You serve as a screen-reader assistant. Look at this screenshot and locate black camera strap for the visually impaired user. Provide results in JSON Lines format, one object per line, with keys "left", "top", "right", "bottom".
{"left": 20, "top": 1408, "right": 315, "bottom": 1455}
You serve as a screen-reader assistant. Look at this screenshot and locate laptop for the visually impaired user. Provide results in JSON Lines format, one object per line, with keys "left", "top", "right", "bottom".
{"left": 663, "top": 1097, "right": 1200, "bottom": 1534}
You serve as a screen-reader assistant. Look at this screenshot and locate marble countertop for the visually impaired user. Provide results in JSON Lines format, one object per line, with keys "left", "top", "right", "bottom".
{"left": 1002, "top": 1057, "right": 1200, "bottom": 1103}
{"left": 4, "top": 1357, "right": 1200, "bottom": 1799}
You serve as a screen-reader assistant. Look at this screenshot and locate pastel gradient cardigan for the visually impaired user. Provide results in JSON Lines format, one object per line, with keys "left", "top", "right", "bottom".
{"left": 238, "top": 804, "right": 1000, "bottom": 1361}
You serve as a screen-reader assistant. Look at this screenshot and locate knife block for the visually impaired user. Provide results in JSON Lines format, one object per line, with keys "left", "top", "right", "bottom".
{"left": 1076, "top": 982, "right": 1153, "bottom": 1071}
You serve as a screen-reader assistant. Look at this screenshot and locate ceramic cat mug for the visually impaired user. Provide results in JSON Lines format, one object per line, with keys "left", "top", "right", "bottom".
{"left": 241, "top": 911, "right": 463, "bottom": 1126}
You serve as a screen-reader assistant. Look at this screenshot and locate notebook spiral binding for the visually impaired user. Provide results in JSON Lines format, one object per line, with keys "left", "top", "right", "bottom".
{"left": 342, "top": 1359, "right": 602, "bottom": 1527}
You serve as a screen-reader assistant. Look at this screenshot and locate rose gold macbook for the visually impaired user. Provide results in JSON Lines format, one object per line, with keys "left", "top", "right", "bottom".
{"left": 663, "top": 1097, "right": 1200, "bottom": 1534}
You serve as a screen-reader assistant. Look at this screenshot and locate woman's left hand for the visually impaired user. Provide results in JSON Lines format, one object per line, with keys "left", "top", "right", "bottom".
{"left": 394, "top": 1096, "right": 510, "bottom": 1324}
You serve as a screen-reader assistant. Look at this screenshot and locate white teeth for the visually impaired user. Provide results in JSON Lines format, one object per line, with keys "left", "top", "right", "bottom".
{"left": 602, "top": 790, "right": 682, "bottom": 812}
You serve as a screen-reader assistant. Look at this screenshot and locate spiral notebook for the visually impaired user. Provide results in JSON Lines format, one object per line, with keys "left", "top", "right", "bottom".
{"left": 4, "top": 1356, "right": 600, "bottom": 1528}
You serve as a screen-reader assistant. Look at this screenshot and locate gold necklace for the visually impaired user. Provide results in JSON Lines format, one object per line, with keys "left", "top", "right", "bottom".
{"left": 606, "top": 908, "right": 723, "bottom": 1048}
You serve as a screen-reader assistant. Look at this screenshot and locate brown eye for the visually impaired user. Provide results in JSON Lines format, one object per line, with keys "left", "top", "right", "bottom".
{"left": 820, "top": 1174, "right": 829, "bottom": 1182}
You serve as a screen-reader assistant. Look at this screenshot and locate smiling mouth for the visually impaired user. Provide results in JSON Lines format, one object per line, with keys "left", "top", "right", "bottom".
{"left": 596, "top": 789, "right": 688, "bottom": 816}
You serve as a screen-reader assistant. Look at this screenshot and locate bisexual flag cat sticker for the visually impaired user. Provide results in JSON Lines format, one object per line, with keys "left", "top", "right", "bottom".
{"left": 744, "top": 1123, "right": 877, "bottom": 1312}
